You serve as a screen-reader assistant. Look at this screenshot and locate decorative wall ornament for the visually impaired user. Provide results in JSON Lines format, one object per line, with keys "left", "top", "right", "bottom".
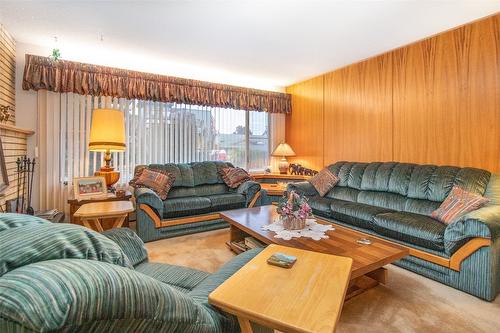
{"left": 0, "top": 105, "right": 12, "bottom": 123}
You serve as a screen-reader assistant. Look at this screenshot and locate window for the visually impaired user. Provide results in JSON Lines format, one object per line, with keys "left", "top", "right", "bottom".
{"left": 60, "top": 94, "right": 270, "bottom": 184}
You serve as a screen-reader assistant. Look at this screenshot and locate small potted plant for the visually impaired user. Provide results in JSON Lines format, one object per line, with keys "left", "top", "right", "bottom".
{"left": 276, "top": 190, "right": 312, "bottom": 230}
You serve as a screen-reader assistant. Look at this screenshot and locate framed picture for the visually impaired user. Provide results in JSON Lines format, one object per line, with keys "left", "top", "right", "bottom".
{"left": 73, "top": 176, "right": 107, "bottom": 200}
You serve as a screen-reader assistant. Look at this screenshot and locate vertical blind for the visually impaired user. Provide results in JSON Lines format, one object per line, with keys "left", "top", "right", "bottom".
{"left": 37, "top": 91, "right": 277, "bottom": 212}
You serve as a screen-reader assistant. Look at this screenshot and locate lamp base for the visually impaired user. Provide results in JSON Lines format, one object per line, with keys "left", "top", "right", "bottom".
{"left": 95, "top": 170, "right": 120, "bottom": 190}
{"left": 278, "top": 158, "right": 289, "bottom": 175}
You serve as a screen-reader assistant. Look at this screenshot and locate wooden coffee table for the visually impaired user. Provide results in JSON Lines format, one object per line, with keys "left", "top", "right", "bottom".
{"left": 220, "top": 205, "right": 409, "bottom": 298}
{"left": 209, "top": 244, "right": 352, "bottom": 333}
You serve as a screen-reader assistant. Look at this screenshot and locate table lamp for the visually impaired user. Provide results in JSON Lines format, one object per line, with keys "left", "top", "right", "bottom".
{"left": 89, "top": 109, "right": 126, "bottom": 189}
{"left": 271, "top": 142, "right": 296, "bottom": 174}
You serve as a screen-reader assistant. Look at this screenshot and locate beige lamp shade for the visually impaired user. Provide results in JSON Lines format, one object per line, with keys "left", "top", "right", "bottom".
{"left": 89, "top": 109, "right": 126, "bottom": 152}
{"left": 271, "top": 143, "right": 296, "bottom": 157}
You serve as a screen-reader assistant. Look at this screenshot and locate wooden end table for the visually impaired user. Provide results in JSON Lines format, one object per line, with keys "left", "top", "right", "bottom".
{"left": 209, "top": 244, "right": 352, "bottom": 333}
{"left": 68, "top": 191, "right": 132, "bottom": 226}
{"left": 74, "top": 201, "right": 134, "bottom": 232}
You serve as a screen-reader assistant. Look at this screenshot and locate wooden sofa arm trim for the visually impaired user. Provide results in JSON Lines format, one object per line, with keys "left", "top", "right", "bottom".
{"left": 248, "top": 191, "right": 261, "bottom": 208}
{"left": 139, "top": 203, "right": 221, "bottom": 228}
{"left": 449, "top": 237, "right": 491, "bottom": 271}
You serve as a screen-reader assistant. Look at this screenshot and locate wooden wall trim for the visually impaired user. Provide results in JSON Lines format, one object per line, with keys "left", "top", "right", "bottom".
{"left": 285, "top": 13, "right": 500, "bottom": 173}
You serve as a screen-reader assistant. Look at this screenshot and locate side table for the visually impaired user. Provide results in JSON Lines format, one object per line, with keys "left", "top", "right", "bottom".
{"left": 74, "top": 201, "right": 134, "bottom": 232}
{"left": 209, "top": 244, "right": 352, "bottom": 333}
{"left": 68, "top": 191, "right": 132, "bottom": 226}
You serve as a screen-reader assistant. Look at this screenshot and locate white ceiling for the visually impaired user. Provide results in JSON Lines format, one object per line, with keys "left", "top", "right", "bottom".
{"left": 1, "top": 1, "right": 499, "bottom": 91}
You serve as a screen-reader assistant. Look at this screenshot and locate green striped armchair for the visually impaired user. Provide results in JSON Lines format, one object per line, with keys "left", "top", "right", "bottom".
{"left": 0, "top": 213, "right": 265, "bottom": 332}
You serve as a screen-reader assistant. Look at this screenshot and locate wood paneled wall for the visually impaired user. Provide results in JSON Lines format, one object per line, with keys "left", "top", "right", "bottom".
{"left": 0, "top": 25, "right": 32, "bottom": 210}
{"left": 286, "top": 14, "right": 500, "bottom": 173}
{"left": 285, "top": 76, "right": 325, "bottom": 170}
{"left": 0, "top": 24, "right": 15, "bottom": 125}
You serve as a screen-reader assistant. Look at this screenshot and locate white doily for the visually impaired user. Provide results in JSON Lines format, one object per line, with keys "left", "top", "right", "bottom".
{"left": 261, "top": 218, "right": 335, "bottom": 241}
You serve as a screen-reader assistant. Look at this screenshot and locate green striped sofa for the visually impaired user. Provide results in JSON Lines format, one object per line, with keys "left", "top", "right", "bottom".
{"left": 0, "top": 213, "right": 267, "bottom": 332}
{"left": 135, "top": 161, "right": 262, "bottom": 242}
{"left": 289, "top": 161, "right": 500, "bottom": 301}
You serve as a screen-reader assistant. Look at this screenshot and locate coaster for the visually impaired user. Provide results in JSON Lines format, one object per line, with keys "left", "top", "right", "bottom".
{"left": 357, "top": 238, "right": 372, "bottom": 245}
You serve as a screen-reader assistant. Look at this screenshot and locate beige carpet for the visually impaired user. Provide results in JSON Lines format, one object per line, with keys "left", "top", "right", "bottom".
{"left": 146, "top": 229, "right": 500, "bottom": 333}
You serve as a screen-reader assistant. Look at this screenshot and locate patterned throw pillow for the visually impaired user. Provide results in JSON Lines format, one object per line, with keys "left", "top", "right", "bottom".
{"left": 219, "top": 167, "right": 252, "bottom": 189}
{"left": 431, "top": 186, "right": 490, "bottom": 225}
{"left": 132, "top": 168, "right": 175, "bottom": 200}
{"left": 308, "top": 168, "right": 339, "bottom": 197}
{"left": 129, "top": 165, "right": 147, "bottom": 188}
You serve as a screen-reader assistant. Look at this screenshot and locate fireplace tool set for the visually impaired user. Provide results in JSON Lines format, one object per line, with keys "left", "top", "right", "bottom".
{"left": 16, "top": 156, "right": 36, "bottom": 215}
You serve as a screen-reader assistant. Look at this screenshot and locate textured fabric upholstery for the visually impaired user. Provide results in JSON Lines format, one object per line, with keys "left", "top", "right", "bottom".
{"left": 330, "top": 199, "right": 394, "bottom": 230}
{"left": 135, "top": 262, "right": 209, "bottom": 292}
{"left": 102, "top": 228, "right": 148, "bottom": 267}
{"left": 325, "top": 186, "right": 360, "bottom": 202}
{"left": 189, "top": 248, "right": 263, "bottom": 305}
{"left": 0, "top": 223, "right": 132, "bottom": 276}
{"left": 207, "top": 193, "right": 246, "bottom": 211}
{"left": 163, "top": 196, "right": 212, "bottom": 218}
{"left": 357, "top": 191, "right": 407, "bottom": 211}
{"left": 373, "top": 212, "right": 447, "bottom": 252}
{"left": 134, "top": 187, "right": 164, "bottom": 216}
{"left": 0, "top": 260, "right": 221, "bottom": 332}
{"left": 0, "top": 215, "right": 264, "bottom": 332}
{"left": 307, "top": 196, "right": 334, "bottom": 217}
{"left": 287, "top": 181, "right": 319, "bottom": 196}
{"left": 236, "top": 180, "right": 261, "bottom": 206}
{"left": 484, "top": 174, "right": 500, "bottom": 206}
{"left": 195, "top": 183, "right": 232, "bottom": 196}
{"left": 0, "top": 213, "right": 49, "bottom": 231}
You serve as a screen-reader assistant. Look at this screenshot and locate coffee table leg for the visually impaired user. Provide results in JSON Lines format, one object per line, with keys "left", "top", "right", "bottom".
{"left": 346, "top": 267, "right": 388, "bottom": 300}
{"left": 237, "top": 317, "right": 254, "bottom": 333}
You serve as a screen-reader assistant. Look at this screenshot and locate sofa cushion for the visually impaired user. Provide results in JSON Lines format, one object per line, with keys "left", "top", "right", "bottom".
{"left": 308, "top": 196, "right": 334, "bottom": 217}
{"left": 149, "top": 163, "right": 195, "bottom": 187}
{"left": 325, "top": 186, "right": 359, "bottom": 202}
{"left": 330, "top": 199, "right": 394, "bottom": 230}
{"left": 404, "top": 198, "right": 441, "bottom": 216}
{"left": 0, "top": 222, "right": 132, "bottom": 276}
{"left": 163, "top": 197, "right": 212, "bottom": 218}
{"left": 388, "top": 163, "right": 416, "bottom": 195}
{"left": 207, "top": 193, "right": 246, "bottom": 211}
{"left": 194, "top": 183, "right": 231, "bottom": 196}
{"left": 0, "top": 259, "right": 219, "bottom": 332}
{"left": 135, "top": 262, "right": 209, "bottom": 293}
{"left": 373, "top": 212, "right": 446, "bottom": 251}
{"left": 189, "top": 248, "right": 263, "bottom": 305}
{"left": 191, "top": 162, "right": 220, "bottom": 186}
{"left": 0, "top": 213, "right": 49, "bottom": 232}
{"left": 357, "top": 191, "right": 407, "bottom": 211}
{"left": 361, "top": 162, "right": 397, "bottom": 192}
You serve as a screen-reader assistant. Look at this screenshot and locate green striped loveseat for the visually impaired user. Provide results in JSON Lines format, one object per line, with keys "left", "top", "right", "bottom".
{"left": 0, "top": 213, "right": 266, "bottom": 332}
{"left": 134, "top": 161, "right": 262, "bottom": 242}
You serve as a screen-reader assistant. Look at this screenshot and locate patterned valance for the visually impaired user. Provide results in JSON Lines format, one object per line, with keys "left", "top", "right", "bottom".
{"left": 22, "top": 54, "right": 291, "bottom": 114}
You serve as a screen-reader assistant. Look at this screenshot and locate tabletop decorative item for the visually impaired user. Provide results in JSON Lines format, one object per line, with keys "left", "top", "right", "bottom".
{"left": 276, "top": 190, "right": 312, "bottom": 230}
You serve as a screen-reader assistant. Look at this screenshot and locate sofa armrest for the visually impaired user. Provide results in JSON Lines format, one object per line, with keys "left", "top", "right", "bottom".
{"left": 444, "top": 205, "right": 500, "bottom": 254}
{"left": 134, "top": 187, "right": 163, "bottom": 217}
{"left": 237, "top": 180, "right": 261, "bottom": 207}
{"left": 287, "top": 181, "right": 318, "bottom": 197}
{"left": 102, "top": 228, "right": 149, "bottom": 267}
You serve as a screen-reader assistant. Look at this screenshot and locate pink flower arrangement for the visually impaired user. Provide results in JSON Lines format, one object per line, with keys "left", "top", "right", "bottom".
{"left": 277, "top": 190, "right": 312, "bottom": 220}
